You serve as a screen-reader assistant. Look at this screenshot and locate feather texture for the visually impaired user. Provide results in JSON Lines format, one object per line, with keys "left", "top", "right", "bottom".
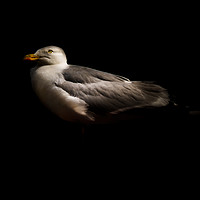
{"left": 56, "top": 65, "right": 169, "bottom": 114}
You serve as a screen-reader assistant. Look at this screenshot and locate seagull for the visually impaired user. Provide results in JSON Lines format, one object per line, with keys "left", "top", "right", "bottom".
{"left": 24, "top": 46, "right": 170, "bottom": 125}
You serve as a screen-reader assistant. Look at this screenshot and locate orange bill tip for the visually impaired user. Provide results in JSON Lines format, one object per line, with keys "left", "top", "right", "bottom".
{"left": 24, "top": 54, "right": 39, "bottom": 61}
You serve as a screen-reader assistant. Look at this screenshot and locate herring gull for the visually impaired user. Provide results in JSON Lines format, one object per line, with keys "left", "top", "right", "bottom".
{"left": 24, "top": 46, "right": 170, "bottom": 124}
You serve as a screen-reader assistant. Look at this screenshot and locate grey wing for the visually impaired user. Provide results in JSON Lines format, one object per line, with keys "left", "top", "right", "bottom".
{"left": 57, "top": 68, "right": 169, "bottom": 114}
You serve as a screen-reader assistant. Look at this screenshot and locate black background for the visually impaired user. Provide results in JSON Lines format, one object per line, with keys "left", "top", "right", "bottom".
{"left": 2, "top": 3, "right": 199, "bottom": 193}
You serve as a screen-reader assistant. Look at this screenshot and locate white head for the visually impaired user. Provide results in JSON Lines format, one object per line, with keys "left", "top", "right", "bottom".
{"left": 24, "top": 46, "right": 67, "bottom": 65}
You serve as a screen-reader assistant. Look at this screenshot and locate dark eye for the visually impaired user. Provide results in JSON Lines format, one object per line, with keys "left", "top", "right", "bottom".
{"left": 48, "top": 49, "right": 54, "bottom": 54}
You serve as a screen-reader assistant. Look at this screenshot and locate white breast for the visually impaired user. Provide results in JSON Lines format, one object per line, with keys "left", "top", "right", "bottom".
{"left": 30, "top": 64, "right": 93, "bottom": 123}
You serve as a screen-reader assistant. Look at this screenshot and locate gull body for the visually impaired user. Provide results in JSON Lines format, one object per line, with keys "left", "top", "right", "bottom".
{"left": 25, "top": 46, "right": 170, "bottom": 124}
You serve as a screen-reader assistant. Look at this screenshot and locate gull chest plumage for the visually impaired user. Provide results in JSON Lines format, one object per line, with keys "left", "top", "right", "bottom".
{"left": 31, "top": 64, "right": 67, "bottom": 97}
{"left": 24, "top": 46, "right": 170, "bottom": 124}
{"left": 31, "top": 64, "right": 92, "bottom": 123}
{"left": 31, "top": 64, "right": 65, "bottom": 103}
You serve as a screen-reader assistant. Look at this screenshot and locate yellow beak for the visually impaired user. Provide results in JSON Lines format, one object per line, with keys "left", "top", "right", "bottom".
{"left": 24, "top": 54, "right": 40, "bottom": 61}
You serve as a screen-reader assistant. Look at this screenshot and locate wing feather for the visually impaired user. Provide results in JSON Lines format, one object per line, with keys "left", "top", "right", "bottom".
{"left": 56, "top": 66, "right": 169, "bottom": 115}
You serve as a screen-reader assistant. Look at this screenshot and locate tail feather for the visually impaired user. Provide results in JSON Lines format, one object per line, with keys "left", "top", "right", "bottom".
{"left": 134, "top": 81, "right": 170, "bottom": 107}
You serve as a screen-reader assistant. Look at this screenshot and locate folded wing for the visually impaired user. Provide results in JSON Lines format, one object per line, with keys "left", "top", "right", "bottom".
{"left": 57, "top": 65, "right": 169, "bottom": 115}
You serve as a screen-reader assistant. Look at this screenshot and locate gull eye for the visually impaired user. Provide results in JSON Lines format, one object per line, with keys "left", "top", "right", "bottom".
{"left": 48, "top": 49, "right": 54, "bottom": 54}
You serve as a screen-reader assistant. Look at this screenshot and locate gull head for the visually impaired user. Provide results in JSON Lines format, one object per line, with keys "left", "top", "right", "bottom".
{"left": 24, "top": 46, "right": 67, "bottom": 65}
